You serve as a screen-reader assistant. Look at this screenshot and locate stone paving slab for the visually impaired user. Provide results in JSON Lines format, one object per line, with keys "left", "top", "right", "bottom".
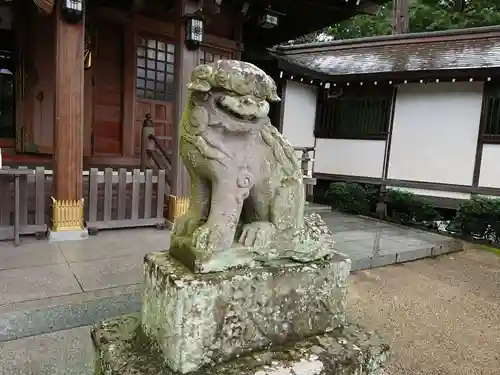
{"left": 0, "top": 240, "right": 66, "bottom": 271}
{"left": 69, "top": 255, "right": 143, "bottom": 291}
{"left": 0, "top": 264, "right": 82, "bottom": 305}
{"left": 0, "top": 210, "right": 462, "bottom": 341}
{"left": 327, "top": 211, "right": 463, "bottom": 272}
{"left": 0, "top": 325, "right": 94, "bottom": 375}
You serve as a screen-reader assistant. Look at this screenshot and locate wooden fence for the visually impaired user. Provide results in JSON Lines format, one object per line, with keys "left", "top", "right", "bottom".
{"left": 0, "top": 166, "right": 169, "bottom": 244}
{"left": 86, "top": 168, "right": 167, "bottom": 233}
{"left": 0, "top": 167, "right": 48, "bottom": 245}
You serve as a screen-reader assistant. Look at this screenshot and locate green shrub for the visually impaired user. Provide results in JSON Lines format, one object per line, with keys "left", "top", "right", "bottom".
{"left": 386, "top": 189, "right": 440, "bottom": 225}
{"left": 312, "top": 180, "right": 331, "bottom": 205}
{"left": 454, "top": 197, "right": 500, "bottom": 239}
{"left": 325, "top": 182, "right": 369, "bottom": 215}
{"left": 365, "top": 184, "right": 382, "bottom": 212}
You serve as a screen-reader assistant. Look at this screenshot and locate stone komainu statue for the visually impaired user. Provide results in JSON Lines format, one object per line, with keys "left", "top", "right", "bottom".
{"left": 172, "top": 60, "right": 327, "bottom": 260}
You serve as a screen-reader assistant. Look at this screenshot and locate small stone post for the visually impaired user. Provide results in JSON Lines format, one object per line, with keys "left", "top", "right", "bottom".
{"left": 140, "top": 114, "right": 155, "bottom": 170}
{"left": 300, "top": 148, "right": 310, "bottom": 176}
{"left": 300, "top": 147, "right": 315, "bottom": 201}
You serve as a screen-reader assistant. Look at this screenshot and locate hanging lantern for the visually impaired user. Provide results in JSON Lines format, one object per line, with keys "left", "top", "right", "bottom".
{"left": 185, "top": 13, "right": 204, "bottom": 51}
{"left": 33, "top": 0, "right": 55, "bottom": 15}
{"left": 61, "top": 0, "right": 84, "bottom": 24}
{"left": 259, "top": 8, "right": 280, "bottom": 29}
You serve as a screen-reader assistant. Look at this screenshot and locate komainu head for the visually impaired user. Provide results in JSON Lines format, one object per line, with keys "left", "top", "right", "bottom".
{"left": 185, "top": 60, "right": 280, "bottom": 131}
{"left": 187, "top": 60, "right": 281, "bottom": 102}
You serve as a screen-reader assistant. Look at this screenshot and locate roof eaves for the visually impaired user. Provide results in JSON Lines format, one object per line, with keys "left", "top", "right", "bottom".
{"left": 275, "top": 25, "right": 500, "bottom": 55}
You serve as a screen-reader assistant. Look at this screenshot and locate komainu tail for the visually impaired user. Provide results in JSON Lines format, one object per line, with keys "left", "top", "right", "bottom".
{"left": 260, "top": 123, "right": 302, "bottom": 180}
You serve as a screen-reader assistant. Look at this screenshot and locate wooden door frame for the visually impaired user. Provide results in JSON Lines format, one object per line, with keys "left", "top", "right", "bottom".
{"left": 121, "top": 16, "right": 176, "bottom": 158}
{"left": 83, "top": 68, "right": 93, "bottom": 157}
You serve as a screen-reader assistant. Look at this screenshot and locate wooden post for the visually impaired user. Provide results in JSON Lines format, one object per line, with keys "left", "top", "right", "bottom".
{"left": 169, "top": 0, "right": 200, "bottom": 221}
{"left": 50, "top": 4, "right": 87, "bottom": 240}
{"left": 392, "top": 0, "right": 409, "bottom": 35}
{"left": 141, "top": 114, "right": 156, "bottom": 170}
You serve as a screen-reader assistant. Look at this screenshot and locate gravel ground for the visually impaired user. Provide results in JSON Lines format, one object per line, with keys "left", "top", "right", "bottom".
{"left": 347, "top": 244, "right": 500, "bottom": 375}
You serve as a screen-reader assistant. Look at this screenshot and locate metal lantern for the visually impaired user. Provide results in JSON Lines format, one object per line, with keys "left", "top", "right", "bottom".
{"left": 259, "top": 8, "right": 279, "bottom": 29}
{"left": 61, "top": 0, "right": 84, "bottom": 24}
{"left": 185, "top": 14, "right": 204, "bottom": 51}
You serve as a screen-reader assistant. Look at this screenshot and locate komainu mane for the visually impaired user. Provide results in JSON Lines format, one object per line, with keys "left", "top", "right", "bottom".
{"left": 172, "top": 60, "right": 332, "bottom": 271}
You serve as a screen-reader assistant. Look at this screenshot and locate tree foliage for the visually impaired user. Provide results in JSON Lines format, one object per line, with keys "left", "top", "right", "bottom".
{"left": 282, "top": 0, "right": 500, "bottom": 44}
{"left": 327, "top": 0, "right": 500, "bottom": 40}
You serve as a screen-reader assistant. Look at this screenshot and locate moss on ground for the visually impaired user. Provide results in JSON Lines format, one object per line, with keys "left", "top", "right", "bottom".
{"left": 474, "top": 244, "right": 500, "bottom": 257}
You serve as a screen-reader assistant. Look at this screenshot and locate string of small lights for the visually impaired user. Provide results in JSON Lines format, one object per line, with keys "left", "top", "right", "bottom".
{"left": 278, "top": 70, "right": 495, "bottom": 88}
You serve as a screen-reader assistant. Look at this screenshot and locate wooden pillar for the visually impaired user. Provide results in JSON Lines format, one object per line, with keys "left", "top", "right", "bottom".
{"left": 50, "top": 4, "right": 86, "bottom": 237}
{"left": 169, "top": 0, "right": 200, "bottom": 221}
{"left": 392, "top": 0, "right": 409, "bottom": 35}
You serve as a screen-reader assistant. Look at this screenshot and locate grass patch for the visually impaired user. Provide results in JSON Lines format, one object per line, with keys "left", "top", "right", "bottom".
{"left": 473, "top": 243, "right": 500, "bottom": 257}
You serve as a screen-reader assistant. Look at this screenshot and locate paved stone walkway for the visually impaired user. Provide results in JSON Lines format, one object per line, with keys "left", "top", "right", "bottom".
{"left": 1, "top": 245, "right": 497, "bottom": 375}
{"left": 0, "top": 211, "right": 461, "bottom": 342}
{"left": 323, "top": 212, "right": 462, "bottom": 271}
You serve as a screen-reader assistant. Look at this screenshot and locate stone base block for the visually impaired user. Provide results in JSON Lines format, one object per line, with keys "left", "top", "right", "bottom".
{"left": 91, "top": 314, "right": 389, "bottom": 375}
{"left": 141, "top": 252, "right": 351, "bottom": 373}
{"left": 48, "top": 228, "right": 89, "bottom": 242}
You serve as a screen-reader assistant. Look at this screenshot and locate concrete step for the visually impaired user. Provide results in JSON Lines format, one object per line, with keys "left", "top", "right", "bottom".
{"left": 0, "top": 284, "right": 140, "bottom": 343}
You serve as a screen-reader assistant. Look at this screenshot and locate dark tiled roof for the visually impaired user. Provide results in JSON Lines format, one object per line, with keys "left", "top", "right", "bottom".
{"left": 273, "top": 27, "right": 500, "bottom": 77}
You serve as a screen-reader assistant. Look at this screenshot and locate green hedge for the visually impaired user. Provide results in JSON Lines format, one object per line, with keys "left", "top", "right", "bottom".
{"left": 452, "top": 197, "right": 500, "bottom": 240}
{"left": 323, "top": 181, "right": 500, "bottom": 243}
{"left": 324, "top": 182, "right": 441, "bottom": 226}
{"left": 386, "top": 190, "right": 441, "bottom": 225}
{"left": 325, "top": 182, "right": 380, "bottom": 215}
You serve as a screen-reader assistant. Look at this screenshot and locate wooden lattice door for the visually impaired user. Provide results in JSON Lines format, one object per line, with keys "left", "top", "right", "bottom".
{"left": 134, "top": 35, "right": 175, "bottom": 156}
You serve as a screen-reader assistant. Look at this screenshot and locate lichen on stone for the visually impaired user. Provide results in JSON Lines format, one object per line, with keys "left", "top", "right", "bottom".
{"left": 92, "top": 317, "right": 389, "bottom": 375}
{"left": 170, "top": 59, "right": 338, "bottom": 274}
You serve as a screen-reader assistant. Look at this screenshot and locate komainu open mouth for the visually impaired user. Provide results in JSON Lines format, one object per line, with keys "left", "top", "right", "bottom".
{"left": 215, "top": 94, "right": 268, "bottom": 123}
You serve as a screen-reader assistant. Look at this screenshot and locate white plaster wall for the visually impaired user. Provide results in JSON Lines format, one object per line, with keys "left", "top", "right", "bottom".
{"left": 387, "top": 82, "right": 483, "bottom": 186}
{"left": 388, "top": 186, "right": 471, "bottom": 200}
{"left": 281, "top": 80, "right": 317, "bottom": 148}
{"left": 478, "top": 144, "right": 500, "bottom": 188}
{"left": 314, "top": 138, "right": 386, "bottom": 178}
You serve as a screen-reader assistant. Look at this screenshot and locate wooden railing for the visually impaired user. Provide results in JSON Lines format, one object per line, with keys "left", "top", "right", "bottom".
{"left": 86, "top": 168, "right": 167, "bottom": 234}
{"left": 0, "top": 166, "right": 169, "bottom": 244}
{"left": 140, "top": 114, "right": 172, "bottom": 182}
{"left": 140, "top": 114, "right": 177, "bottom": 222}
{"left": 294, "top": 147, "right": 316, "bottom": 201}
{"left": 0, "top": 167, "right": 48, "bottom": 245}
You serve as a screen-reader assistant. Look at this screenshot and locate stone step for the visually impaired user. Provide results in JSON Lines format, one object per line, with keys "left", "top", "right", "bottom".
{"left": 0, "top": 284, "right": 141, "bottom": 343}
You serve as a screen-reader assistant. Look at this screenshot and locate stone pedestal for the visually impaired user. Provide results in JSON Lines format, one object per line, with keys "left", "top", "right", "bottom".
{"left": 91, "top": 251, "right": 389, "bottom": 375}
{"left": 92, "top": 313, "right": 389, "bottom": 375}
{"left": 142, "top": 252, "right": 349, "bottom": 373}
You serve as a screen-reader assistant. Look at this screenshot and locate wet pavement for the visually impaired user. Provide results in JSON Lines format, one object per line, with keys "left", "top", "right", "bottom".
{"left": 324, "top": 211, "right": 462, "bottom": 271}
{"left": 0, "top": 209, "right": 461, "bottom": 342}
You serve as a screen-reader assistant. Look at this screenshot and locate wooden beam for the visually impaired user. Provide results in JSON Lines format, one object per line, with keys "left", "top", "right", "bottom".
{"left": 53, "top": 7, "right": 84, "bottom": 202}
